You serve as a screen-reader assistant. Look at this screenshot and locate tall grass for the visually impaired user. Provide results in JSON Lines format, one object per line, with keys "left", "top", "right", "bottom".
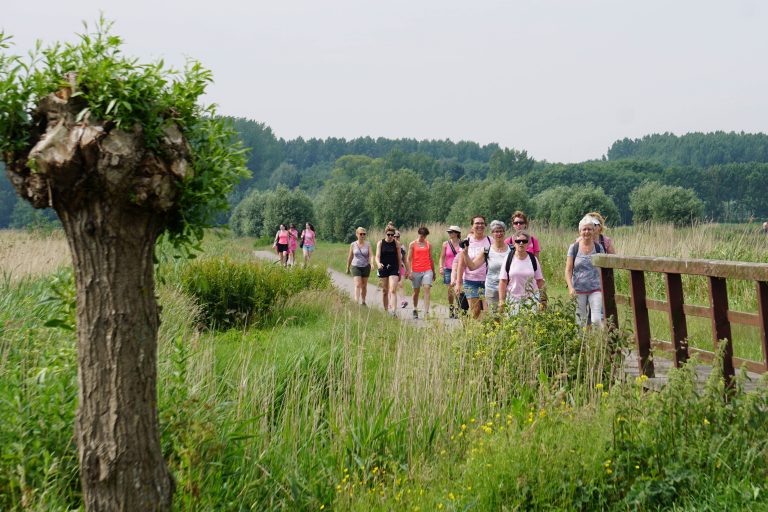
{"left": 2, "top": 228, "right": 768, "bottom": 510}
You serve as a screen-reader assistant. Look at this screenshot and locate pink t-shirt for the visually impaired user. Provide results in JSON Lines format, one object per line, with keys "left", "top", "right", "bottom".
{"left": 504, "top": 234, "right": 540, "bottom": 255}
{"left": 288, "top": 229, "right": 299, "bottom": 250}
{"left": 462, "top": 236, "right": 491, "bottom": 282}
{"left": 498, "top": 253, "right": 544, "bottom": 300}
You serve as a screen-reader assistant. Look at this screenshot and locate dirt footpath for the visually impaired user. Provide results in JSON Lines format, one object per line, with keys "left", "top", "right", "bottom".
{"left": 253, "top": 251, "right": 457, "bottom": 326}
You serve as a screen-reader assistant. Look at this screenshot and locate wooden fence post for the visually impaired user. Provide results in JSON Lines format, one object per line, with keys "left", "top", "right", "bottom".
{"left": 757, "top": 281, "right": 768, "bottom": 372}
{"left": 664, "top": 273, "right": 689, "bottom": 367}
{"left": 708, "top": 276, "right": 735, "bottom": 381}
{"left": 600, "top": 267, "right": 618, "bottom": 329}
{"left": 630, "top": 270, "right": 654, "bottom": 377}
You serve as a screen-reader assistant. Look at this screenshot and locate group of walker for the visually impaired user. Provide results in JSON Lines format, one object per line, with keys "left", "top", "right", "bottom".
{"left": 344, "top": 210, "right": 615, "bottom": 327}
{"left": 272, "top": 223, "right": 317, "bottom": 267}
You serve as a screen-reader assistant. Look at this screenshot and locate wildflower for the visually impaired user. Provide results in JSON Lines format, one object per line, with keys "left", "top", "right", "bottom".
{"left": 448, "top": 492, "right": 456, "bottom": 501}
{"left": 437, "top": 503, "right": 444, "bottom": 510}
{"left": 703, "top": 418, "right": 710, "bottom": 426}
{"left": 461, "top": 424, "right": 467, "bottom": 431}
{"left": 320, "top": 505, "right": 325, "bottom": 510}
{"left": 595, "top": 383, "right": 604, "bottom": 390}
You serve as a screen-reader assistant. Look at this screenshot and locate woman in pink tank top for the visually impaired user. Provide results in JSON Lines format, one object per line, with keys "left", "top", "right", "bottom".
{"left": 438, "top": 225, "right": 462, "bottom": 318}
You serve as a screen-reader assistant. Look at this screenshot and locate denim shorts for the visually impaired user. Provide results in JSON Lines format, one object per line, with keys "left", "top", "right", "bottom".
{"left": 411, "top": 270, "right": 434, "bottom": 289}
{"left": 443, "top": 269, "right": 452, "bottom": 285}
{"left": 462, "top": 280, "right": 485, "bottom": 299}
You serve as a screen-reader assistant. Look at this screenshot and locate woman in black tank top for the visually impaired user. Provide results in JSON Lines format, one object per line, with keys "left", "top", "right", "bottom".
{"left": 375, "top": 227, "right": 403, "bottom": 315}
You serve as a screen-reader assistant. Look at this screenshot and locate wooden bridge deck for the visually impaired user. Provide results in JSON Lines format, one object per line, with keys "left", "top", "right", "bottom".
{"left": 623, "top": 351, "right": 766, "bottom": 393}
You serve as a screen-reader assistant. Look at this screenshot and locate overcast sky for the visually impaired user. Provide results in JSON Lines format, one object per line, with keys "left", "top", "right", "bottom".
{"left": 4, "top": 0, "right": 767, "bottom": 162}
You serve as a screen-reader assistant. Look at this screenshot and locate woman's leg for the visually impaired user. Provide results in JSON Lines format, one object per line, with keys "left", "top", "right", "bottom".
{"left": 575, "top": 294, "right": 589, "bottom": 327}
{"left": 422, "top": 285, "right": 431, "bottom": 316}
{"left": 468, "top": 298, "right": 482, "bottom": 319}
{"left": 353, "top": 276, "right": 362, "bottom": 303}
{"left": 360, "top": 277, "right": 368, "bottom": 304}
{"left": 381, "top": 277, "right": 390, "bottom": 310}
{"left": 589, "top": 291, "right": 604, "bottom": 327}
{"left": 388, "top": 276, "right": 399, "bottom": 312}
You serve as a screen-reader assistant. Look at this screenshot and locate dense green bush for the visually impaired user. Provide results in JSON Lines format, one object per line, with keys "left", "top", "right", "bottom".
{"left": 630, "top": 181, "right": 704, "bottom": 226}
{"left": 316, "top": 181, "right": 371, "bottom": 242}
{"left": 533, "top": 184, "right": 620, "bottom": 228}
{"left": 262, "top": 185, "right": 315, "bottom": 235}
{"left": 446, "top": 178, "right": 532, "bottom": 226}
{"left": 366, "top": 168, "right": 428, "bottom": 228}
{"left": 179, "top": 258, "right": 330, "bottom": 328}
{"left": 229, "top": 189, "right": 272, "bottom": 237}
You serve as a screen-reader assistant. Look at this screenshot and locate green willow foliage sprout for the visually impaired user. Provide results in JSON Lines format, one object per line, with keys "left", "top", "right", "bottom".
{"left": 0, "top": 18, "right": 250, "bottom": 250}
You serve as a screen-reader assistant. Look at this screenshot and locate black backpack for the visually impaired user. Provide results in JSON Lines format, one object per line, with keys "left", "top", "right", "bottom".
{"left": 504, "top": 250, "right": 538, "bottom": 275}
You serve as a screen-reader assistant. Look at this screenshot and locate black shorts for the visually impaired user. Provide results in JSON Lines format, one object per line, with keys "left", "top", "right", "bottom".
{"left": 276, "top": 243, "right": 288, "bottom": 253}
{"left": 377, "top": 265, "right": 399, "bottom": 278}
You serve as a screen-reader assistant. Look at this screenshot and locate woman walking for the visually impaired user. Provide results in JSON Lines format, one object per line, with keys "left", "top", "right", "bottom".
{"left": 460, "top": 220, "right": 511, "bottom": 313}
{"left": 345, "top": 227, "right": 371, "bottom": 306}
{"left": 438, "top": 225, "right": 462, "bottom": 318}
{"left": 301, "top": 222, "right": 316, "bottom": 267}
{"left": 498, "top": 230, "right": 545, "bottom": 315}
{"left": 287, "top": 223, "right": 299, "bottom": 266}
{"left": 565, "top": 215, "right": 605, "bottom": 327}
{"left": 272, "top": 224, "right": 290, "bottom": 267}
{"left": 408, "top": 226, "right": 435, "bottom": 319}
{"left": 455, "top": 216, "right": 492, "bottom": 319}
{"left": 504, "top": 210, "right": 541, "bottom": 259}
{"left": 375, "top": 226, "right": 404, "bottom": 315}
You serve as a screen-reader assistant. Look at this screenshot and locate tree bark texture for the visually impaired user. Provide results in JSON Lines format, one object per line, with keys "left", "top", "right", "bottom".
{"left": 5, "top": 91, "right": 190, "bottom": 510}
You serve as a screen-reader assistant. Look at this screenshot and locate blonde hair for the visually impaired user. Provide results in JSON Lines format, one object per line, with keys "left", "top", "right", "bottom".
{"left": 587, "top": 211, "right": 607, "bottom": 229}
{"left": 355, "top": 227, "right": 367, "bottom": 235}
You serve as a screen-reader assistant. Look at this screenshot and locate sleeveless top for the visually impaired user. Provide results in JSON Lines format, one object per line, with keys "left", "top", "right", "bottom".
{"left": 411, "top": 241, "right": 432, "bottom": 272}
{"left": 443, "top": 240, "right": 459, "bottom": 269}
{"left": 351, "top": 242, "right": 370, "bottom": 267}
{"left": 380, "top": 239, "right": 398, "bottom": 269}
{"left": 302, "top": 229, "right": 316, "bottom": 246}
{"left": 276, "top": 230, "right": 289, "bottom": 244}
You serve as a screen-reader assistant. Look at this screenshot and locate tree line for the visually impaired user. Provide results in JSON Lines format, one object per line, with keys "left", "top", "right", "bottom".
{"left": 4, "top": 121, "right": 768, "bottom": 233}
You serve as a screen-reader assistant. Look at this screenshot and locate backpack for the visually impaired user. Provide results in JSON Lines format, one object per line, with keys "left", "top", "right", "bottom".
{"left": 504, "top": 251, "right": 538, "bottom": 276}
{"left": 568, "top": 241, "right": 604, "bottom": 259}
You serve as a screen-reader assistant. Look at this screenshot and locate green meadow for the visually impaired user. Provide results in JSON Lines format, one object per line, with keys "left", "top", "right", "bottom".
{"left": 1, "top": 223, "right": 768, "bottom": 510}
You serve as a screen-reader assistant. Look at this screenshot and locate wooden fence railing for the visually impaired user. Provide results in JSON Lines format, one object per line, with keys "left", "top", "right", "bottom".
{"left": 592, "top": 255, "right": 768, "bottom": 381}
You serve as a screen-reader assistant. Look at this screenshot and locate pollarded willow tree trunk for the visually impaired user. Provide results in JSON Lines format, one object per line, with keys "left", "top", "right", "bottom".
{"left": 5, "top": 90, "right": 189, "bottom": 510}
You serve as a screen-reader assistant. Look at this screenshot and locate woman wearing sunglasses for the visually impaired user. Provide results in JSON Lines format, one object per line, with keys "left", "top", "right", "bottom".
{"left": 346, "top": 227, "right": 371, "bottom": 306}
{"left": 460, "top": 220, "right": 511, "bottom": 313}
{"left": 376, "top": 226, "right": 404, "bottom": 315}
{"left": 455, "top": 215, "right": 492, "bottom": 319}
{"left": 565, "top": 215, "right": 605, "bottom": 327}
{"left": 498, "top": 230, "right": 545, "bottom": 314}
{"left": 504, "top": 210, "right": 540, "bottom": 259}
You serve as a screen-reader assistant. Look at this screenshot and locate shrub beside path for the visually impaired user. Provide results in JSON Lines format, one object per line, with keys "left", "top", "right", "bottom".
{"left": 253, "top": 250, "right": 456, "bottom": 326}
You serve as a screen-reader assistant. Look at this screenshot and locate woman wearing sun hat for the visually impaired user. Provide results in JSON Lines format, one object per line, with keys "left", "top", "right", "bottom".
{"left": 439, "top": 225, "right": 462, "bottom": 318}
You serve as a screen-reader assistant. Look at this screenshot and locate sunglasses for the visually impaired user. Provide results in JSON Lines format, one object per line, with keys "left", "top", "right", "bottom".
{"left": 514, "top": 239, "right": 529, "bottom": 244}
{"left": 359, "top": 233, "right": 367, "bottom": 236}
{"left": 386, "top": 232, "right": 395, "bottom": 236}
{"left": 394, "top": 235, "right": 400, "bottom": 238}
{"left": 513, "top": 221, "right": 526, "bottom": 225}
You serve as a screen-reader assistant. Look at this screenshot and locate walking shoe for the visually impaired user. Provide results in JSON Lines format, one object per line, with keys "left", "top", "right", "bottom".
{"left": 412, "top": 309, "right": 418, "bottom": 319}
{"left": 401, "top": 300, "right": 408, "bottom": 308}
